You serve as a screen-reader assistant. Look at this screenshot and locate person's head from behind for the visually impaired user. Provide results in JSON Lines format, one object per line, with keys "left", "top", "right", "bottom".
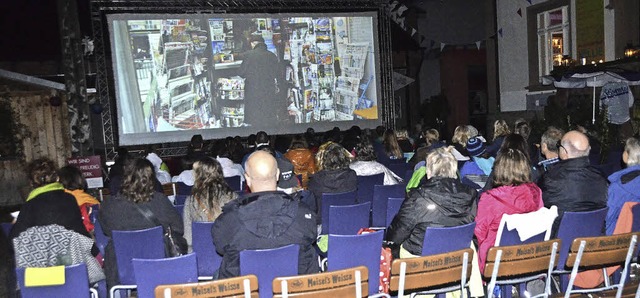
{"left": 317, "top": 142, "right": 352, "bottom": 171}
{"left": 354, "top": 139, "right": 377, "bottom": 162}
{"left": 28, "top": 158, "right": 58, "bottom": 188}
{"left": 58, "top": 165, "right": 86, "bottom": 191}
{"left": 180, "top": 156, "right": 196, "bottom": 172}
{"left": 249, "top": 35, "right": 265, "bottom": 48}
{"left": 194, "top": 157, "right": 225, "bottom": 184}
{"left": 558, "top": 130, "right": 590, "bottom": 160}
{"left": 383, "top": 129, "right": 402, "bottom": 158}
{"left": 623, "top": 137, "right": 640, "bottom": 166}
{"left": 514, "top": 118, "right": 531, "bottom": 141}
{"left": 499, "top": 134, "right": 530, "bottom": 161}
{"left": 466, "top": 137, "right": 487, "bottom": 158}
{"left": 423, "top": 128, "right": 440, "bottom": 147}
{"left": 289, "top": 135, "right": 308, "bottom": 150}
{"left": 396, "top": 129, "right": 409, "bottom": 140}
{"left": 375, "top": 125, "right": 385, "bottom": 138}
{"left": 255, "top": 131, "right": 269, "bottom": 147}
{"left": 493, "top": 120, "right": 510, "bottom": 141}
{"left": 425, "top": 147, "right": 457, "bottom": 180}
{"left": 540, "top": 126, "right": 564, "bottom": 159}
{"left": 190, "top": 134, "right": 204, "bottom": 150}
{"left": 121, "top": 158, "right": 155, "bottom": 203}
{"left": 492, "top": 149, "right": 531, "bottom": 187}
{"left": 452, "top": 125, "right": 471, "bottom": 147}
{"left": 244, "top": 151, "right": 279, "bottom": 192}
{"left": 192, "top": 157, "right": 231, "bottom": 214}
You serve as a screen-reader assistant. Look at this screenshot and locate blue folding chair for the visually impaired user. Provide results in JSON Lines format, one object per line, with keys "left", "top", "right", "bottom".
{"left": 1, "top": 222, "right": 12, "bottom": 237}
{"left": 132, "top": 253, "right": 198, "bottom": 298}
{"left": 224, "top": 175, "right": 242, "bottom": 192}
{"left": 174, "top": 204, "right": 185, "bottom": 219}
{"left": 16, "top": 263, "right": 98, "bottom": 298}
{"left": 553, "top": 207, "right": 608, "bottom": 292}
{"left": 191, "top": 221, "right": 222, "bottom": 279}
{"left": 403, "top": 169, "right": 414, "bottom": 183}
{"left": 371, "top": 184, "right": 406, "bottom": 227}
{"left": 327, "top": 231, "right": 384, "bottom": 296}
{"left": 631, "top": 204, "right": 640, "bottom": 233}
{"left": 110, "top": 226, "right": 165, "bottom": 298}
{"left": 321, "top": 190, "right": 357, "bottom": 234}
{"left": 385, "top": 197, "right": 404, "bottom": 227}
{"left": 355, "top": 173, "right": 384, "bottom": 204}
{"left": 93, "top": 220, "right": 108, "bottom": 256}
{"left": 421, "top": 222, "right": 476, "bottom": 256}
{"left": 387, "top": 162, "right": 410, "bottom": 179}
{"left": 174, "top": 182, "right": 192, "bottom": 195}
{"left": 328, "top": 202, "right": 371, "bottom": 235}
{"left": 174, "top": 195, "right": 189, "bottom": 206}
{"left": 240, "top": 244, "right": 299, "bottom": 298}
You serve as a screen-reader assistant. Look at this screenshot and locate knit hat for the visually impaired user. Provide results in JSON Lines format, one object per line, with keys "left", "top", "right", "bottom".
{"left": 276, "top": 157, "right": 299, "bottom": 189}
{"left": 466, "top": 137, "right": 486, "bottom": 157}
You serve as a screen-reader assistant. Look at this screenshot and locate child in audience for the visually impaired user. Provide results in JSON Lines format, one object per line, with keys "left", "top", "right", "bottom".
{"left": 58, "top": 165, "right": 100, "bottom": 233}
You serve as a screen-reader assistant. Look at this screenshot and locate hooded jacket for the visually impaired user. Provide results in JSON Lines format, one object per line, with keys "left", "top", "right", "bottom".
{"left": 474, "top": 182, "right": 543, "bottom": 272}
{"left": 605, "top": 165, "right": 640, "bottom": 235}
{"left": 307, "top": 168, "right": 357, "bottom": 218}
{"left": 212, "top": 191, "right": 319, "bottom": 278}
{"left": 386, "top": 177, "right": 477, "bottom": 256}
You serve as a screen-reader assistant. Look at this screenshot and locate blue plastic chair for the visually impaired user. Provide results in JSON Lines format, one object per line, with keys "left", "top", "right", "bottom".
{"left": 174, "top": 204, "right": 185, "bottom": 219}
{"left": 320, "top": 190, "right": 357, "bottom": 234}
{"left": 110, "top": 226, "right": 165, "bottom": 298}
{"left": 174, "top": 195, "right": 189, "bottom": 206}
{"left": 553, "top": 207, "right": 608, "bottom": 292}
{"left": 328, "top": 202, "right": 371, "bottom": 235}
{"left": 387, "top": 162, "right": 410, "bottom": 178}
{"left": 385, "top": 197, "right": 404, "bottom": 227}
{"left": 132, "top": 253, "right": 198, "bottom": 298}
{"left": 327, "top": 231, "right": 384, "bottom": 296}
{"left": 224, "top": 175, "right": 242, "bottom": 192}
{"left": 421, "top": 222, "right": 476, "bottom": 256}
{"left": 88, "top": 204, "right": 100, "bottom": 224}
{"left": 174, "top": 182, "right": 192, "bottom": 195}
{"left": 93, "top": 220, "right": 108, "bottom": 256}
{"left": 355, "top": 173, "right": 384, "bottom": 204}
{"left": 1, "top": 222, "right": 12, "bottom": 237}
{"left": 239, "top": 244, "right": 299, "bottom": 298}
{"left": 631, "top": 204, "right": 640, "bottom": 233}
{"left": 371, "top": 184, "right": 406, "bottom": 227}
{"left": 191, "top": 221, "right": 222, "bottom": 279}
{"left": 403, "top": 169, "right": 414, "bottom": 183}
{"left": 16, "top": 263, "right": 98, "bottom": 298}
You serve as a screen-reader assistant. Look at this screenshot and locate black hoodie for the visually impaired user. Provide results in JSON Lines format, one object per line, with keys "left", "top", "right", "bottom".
{"left": 212, "top": 191, "right": 319, "bottom": 278}
{"left": 307, "top": 168, "right": 358, "bottom": 222}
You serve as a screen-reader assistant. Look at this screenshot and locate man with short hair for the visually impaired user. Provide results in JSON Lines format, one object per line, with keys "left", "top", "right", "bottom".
{"left": 540, "top": 130, "right": 608, "bottom": 234}
{"left": 537, "top": 126, "right": 564, "bottom": 172}
{"left": 212, "top": 151, "right": 319, "bottom": 278}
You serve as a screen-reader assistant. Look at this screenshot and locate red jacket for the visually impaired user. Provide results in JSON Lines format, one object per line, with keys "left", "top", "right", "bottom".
{"left": 474, "top": 182, "right": 543, "bottom": 272}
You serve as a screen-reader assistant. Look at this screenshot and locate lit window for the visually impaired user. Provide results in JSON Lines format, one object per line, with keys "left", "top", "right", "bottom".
{"left": 537, "top": 6, "right": 570, "bottom": 76}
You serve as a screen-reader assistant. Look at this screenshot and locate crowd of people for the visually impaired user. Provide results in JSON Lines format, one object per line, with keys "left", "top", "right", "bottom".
{"left": 1, "top": 119, "right": 640, "bottom": 297}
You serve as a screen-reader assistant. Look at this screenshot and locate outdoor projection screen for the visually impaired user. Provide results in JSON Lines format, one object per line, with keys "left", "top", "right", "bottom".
{"left": 108, "top": 13, "right": 382, "bottom": 145}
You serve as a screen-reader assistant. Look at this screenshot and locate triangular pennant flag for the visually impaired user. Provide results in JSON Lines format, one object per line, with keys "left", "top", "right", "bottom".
{"left": 410, "top": 28, "right": 417, "bottom": 36}
{"left": 475, "top": 40, "right": 482, "bottom": 50}
{"left": 393, "top": 71, "right": 415, "bottom": 91}
{"left": 498, "top": 28, "right": 503, "bottom": 37}
{"left": 388, "top": 1, "right": 399, "bottom": 12}
{"left": 440, "top": 42, "right": 446, "bottom": 51}
{"left": 397, "top": 5, "right": 408, "bottom": 16}
{"left": 517, "top": 8, "right": 522, "bottom": 17}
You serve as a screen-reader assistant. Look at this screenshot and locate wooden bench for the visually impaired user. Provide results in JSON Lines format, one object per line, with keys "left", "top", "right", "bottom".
{"left": 154, "top": 274, "right": 258, "bottom": 298}
{"left": 273, "top": 266, "right": 369, "bottom": 298}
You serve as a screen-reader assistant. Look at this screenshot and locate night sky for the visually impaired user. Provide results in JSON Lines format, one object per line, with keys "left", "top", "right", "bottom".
{"left": 0, "top": 0, "right": 92, "bottom": 62}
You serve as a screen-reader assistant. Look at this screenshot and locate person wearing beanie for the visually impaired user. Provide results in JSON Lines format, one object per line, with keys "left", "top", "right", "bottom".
{"left": 459, "top": 137, "right": 495, "bottom": 188}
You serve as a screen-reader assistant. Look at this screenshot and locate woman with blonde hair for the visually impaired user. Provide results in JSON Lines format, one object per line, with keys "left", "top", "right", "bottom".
{"left": 183, "top": 157, "right": 237, "bottom": 249}
{"left": 451, "top": 125, "right": 478, "bottom": 158}
{"left": 474, "top": 148, "right": 543, "bottom": 272}
{"left": 605, "top": 136, "right": 640, "bottom": 235}
{"left": 486, "top": 120, "right": 511, "bottom": 157}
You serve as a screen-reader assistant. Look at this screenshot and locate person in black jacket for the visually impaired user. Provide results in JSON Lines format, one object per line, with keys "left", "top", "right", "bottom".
{"left": 99, "top": 158, "right": 186, "bottom": 289}
{"left": 539, "top": 130, "right": 608, "bottom": 235}
{"left": 212, "top": 151, "right": 318, "bottom": 278}
{"left": 386, "top": 147, "right": 477, "bottom": 257}
{"left": 307, "top": 142, "right": 357, "bottom": 221}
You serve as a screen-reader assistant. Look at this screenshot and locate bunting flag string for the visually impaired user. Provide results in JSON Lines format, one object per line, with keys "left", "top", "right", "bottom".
{"left": 385, "top": 0, "right": 502, "bottom": 51}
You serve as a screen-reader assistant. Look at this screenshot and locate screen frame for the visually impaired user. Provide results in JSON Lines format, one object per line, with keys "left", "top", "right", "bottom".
{"left": 107, "top": 11, "right": 384, "bottom": 146}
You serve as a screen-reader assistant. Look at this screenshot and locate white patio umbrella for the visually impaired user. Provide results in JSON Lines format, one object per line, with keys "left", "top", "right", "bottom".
{"left": 542, "top": 71, "right": 640, "bottom": 123}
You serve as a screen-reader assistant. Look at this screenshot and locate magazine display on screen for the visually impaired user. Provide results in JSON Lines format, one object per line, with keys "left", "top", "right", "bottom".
{"left": 109, "top": 13, "right": 381, "bottom": 145}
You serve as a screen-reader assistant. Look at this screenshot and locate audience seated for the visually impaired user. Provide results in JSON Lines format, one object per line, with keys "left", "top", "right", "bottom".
{"left": 605, "top": 137, "right": 640, "bottom": 235}
{"left": 146, "top": 152, "right": 172, "bottom": 184}
{"left": 408, "top": 128, "right": 445, "bottom": 168}
{"left": 474, "top": 148, "right": 543, "bottom": 272}
{"left": 186, "top": 134, "right": 208, "bottom": 162}
{"left": 349, "top": 139, "right": 401, "bottom": 185}
{"left": 307, "top": 142, "right": 357, "bottom": 217}
{"left": 483, "top": 134, "right": 537, "bottom": 191}
{"left": 386, "top": 147, "right": 477, "bottom": 256}
{"left": 539, "top": 130, "right": 608, "bottom": 235}
{"left": 382, "top": 129, "right": 403, "bottom": 160}
{"left": 99, "top": 158, "right": 186, "bottom": 289}
{"left": 212, "top": 140, "right": 245, "bottom": 184}
{"left": 212, "top": 151, "right": 319, "bottom": 278}
{"left": 514, "top": 118, "right": 539, "bottom": 165}
{"left": 535, "top": 126, "right": 564, "bottom": 175}
{"left": 459, "top": 137, "right": 495, "bottom": 179}
{"left": 485, "top": 120, "right": 510, "bottom": 158}
{"left": 58, "top": 165, "right": 101, "bottom": 233}
{"left": 171, "top": 156, "right": 195, "bottom": 186}
{"left": 283, "top": 136, "right": 317, "bottom": 188}
{"left": 183, "top": 157, "right": 237, "bottom": 250}
{"left": 395, "top": 129, "right": 414, "bottom": 153}
{"left": 451, "top": 125, "right": 475, "bottom": 158}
